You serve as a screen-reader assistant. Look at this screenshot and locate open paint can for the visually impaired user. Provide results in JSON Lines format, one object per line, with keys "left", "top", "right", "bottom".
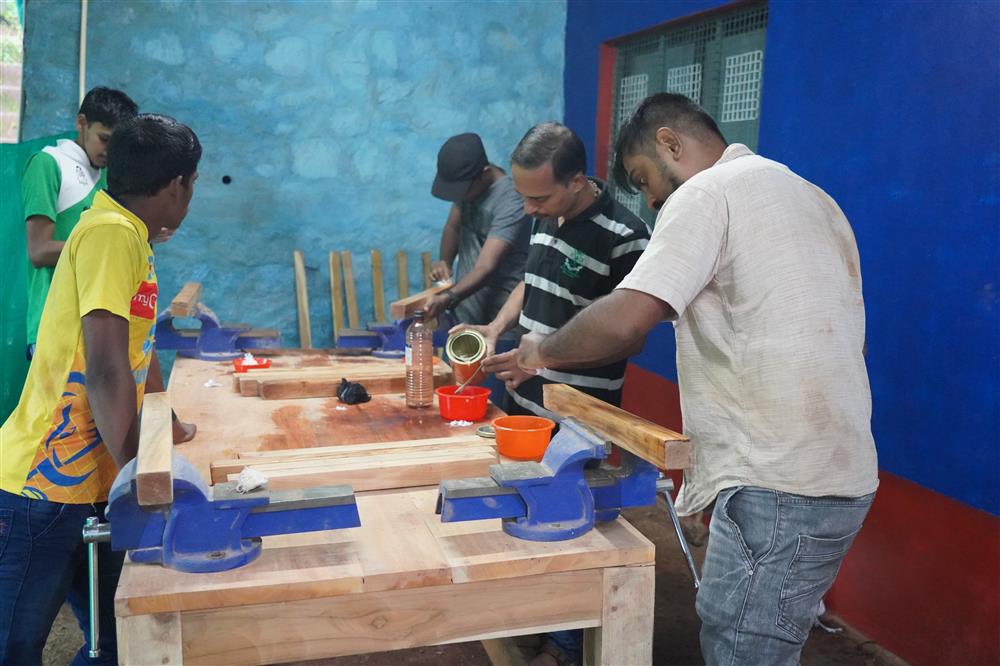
{"left": 446, "top": 329, "right": 487, "bottom": 386}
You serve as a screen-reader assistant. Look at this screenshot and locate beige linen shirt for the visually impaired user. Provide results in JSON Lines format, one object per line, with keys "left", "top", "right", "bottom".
{"left": 618, "top": 144, "right": 878, "bottom": 515}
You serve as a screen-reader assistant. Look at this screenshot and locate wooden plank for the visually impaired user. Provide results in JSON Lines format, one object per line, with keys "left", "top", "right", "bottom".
{"left": 257, "top": 364, "right": 451, "bottom": 400}
{"left": 169, "top": 281, "right": 202, "bottom": 318}
{"left": 293, "top": 250, "right": 313, "bottom": 349}
{"left": 179, "top": 570, "right": 602, "bottom": 666}
{"left": 583, "top": 565, "right": 655, "bottom": 666}
{"left": 421, "top": 251, "right": 432, "bottom": 289}
{"left": 227, "top": 445, "right": 495, "bottom": 475}
{"left": 389, "top": 281, "right": 453, "bottom": 320}
{"left": 137, "top": 392, "right": 173, "bottom": 506}
{"left": 371, "top": 249, "right": 386, "bottom": 323}
{"left": 341, "top": 250, "right": 360, "bottom": 328}
{"left": 211, "top": 436, "right": 489, "bottom": 482}
{"left": 543, "top": 383, "right": 691, "bottom": 470}
{"left": 396, "top": 250, "right": 409, "bottom": 299}
{"left": 118, "top": 612, "right": 183, "bottom": 665}
{"left": 226, "top": 448, "right": 496, "bottom": 491}
{"left": 329, "top": 251, "right": 345, "bottom": 342}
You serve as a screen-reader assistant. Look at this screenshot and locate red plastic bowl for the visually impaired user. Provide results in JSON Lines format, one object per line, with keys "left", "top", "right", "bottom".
{"left": 436, "top": 385, "right": 491, "bottom": 421}
{"left": 233, "top": 357, "right": 272, "bottom": 372}
{"left": 493, "top": 415, "right": 556, "bottom": 461}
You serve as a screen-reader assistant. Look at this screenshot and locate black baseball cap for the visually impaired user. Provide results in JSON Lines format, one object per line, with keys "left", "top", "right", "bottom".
{"left": 431, "top": 133, "right": 488, "bottom": 202}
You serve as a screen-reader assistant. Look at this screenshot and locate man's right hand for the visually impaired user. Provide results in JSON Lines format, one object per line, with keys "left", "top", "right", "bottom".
{"left": 448, "top": 322, "right": 497, "bottom": 358}
{"left": 430, "top": 261, "right": 452, "bottom": 282}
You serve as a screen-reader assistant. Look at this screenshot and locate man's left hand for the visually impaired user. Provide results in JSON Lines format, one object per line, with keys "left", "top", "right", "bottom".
{"left": 172, "top": 418, "right": 197, "bottom": 444}
{"left": 516, "top": 332, "right": 548, "bottom": 370}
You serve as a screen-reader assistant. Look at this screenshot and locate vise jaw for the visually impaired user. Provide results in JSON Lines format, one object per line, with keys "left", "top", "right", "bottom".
{"left": 154, "top": 303, "right": 281, "bottom": 361}
{"left": 98, "top": 455, "right": 360, "bottom": 573}
{"left": 437, "top": 418, "right": 659, "bottom": 541}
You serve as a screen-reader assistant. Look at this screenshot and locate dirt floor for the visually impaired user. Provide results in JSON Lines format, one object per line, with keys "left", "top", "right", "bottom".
{"left": 43, "top": 502, "right": 905, "bottom": 665}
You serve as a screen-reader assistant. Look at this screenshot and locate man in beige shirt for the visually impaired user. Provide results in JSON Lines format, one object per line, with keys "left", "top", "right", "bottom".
{"left": 516, "top": 93, "right": 878, "bottom": 665}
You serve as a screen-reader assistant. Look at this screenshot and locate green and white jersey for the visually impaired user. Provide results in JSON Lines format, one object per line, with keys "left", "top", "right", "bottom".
{"left": 21, "top": 139, "right": 105, "bottom": 344}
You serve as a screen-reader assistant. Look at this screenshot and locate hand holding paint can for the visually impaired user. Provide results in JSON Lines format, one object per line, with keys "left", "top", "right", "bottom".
{"left": 445, "top": 329, "right": 488, "bottom": 387}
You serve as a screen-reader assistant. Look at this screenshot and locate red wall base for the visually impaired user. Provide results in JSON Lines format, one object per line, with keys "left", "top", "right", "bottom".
{"left": 621, "top": 362, "right": 1000, "bottom": 665}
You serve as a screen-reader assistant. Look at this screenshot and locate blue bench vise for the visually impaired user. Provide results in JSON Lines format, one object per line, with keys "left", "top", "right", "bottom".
{"left": 155, "top": 303, "right": 282, "bottom": 361}
{"left": 337, "top": 312, "right": 455, "bottom": 359}
{"left": 436, "top": 418, "right": 660, "bottom": 541}
{"left": 84, "top": 454, "right": 360, "bottom": 574}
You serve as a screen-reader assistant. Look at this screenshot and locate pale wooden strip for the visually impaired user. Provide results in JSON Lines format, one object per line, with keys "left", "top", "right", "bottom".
{"left": 544, "top": 383, "right": 691, "bottom": 470}
{"left": 293, "top": 250, "right": 312, "bottom": 349}
{"left": 329, "top": 251, "right": 345, "bottom": 342}
{"left": 341, "top": 251, "right": 360, "bottom": 328}
{"left": 137, "top": 392, "right": 173, "bottom": 506}
{"left": 583, "top": 565, "right": 654, "bottom": 666}
{"left": 169, "top": 281, "right": 202, "bottom": 317}
{"left": 371, "top": 249, "right": 386, "bottom": 323}
{"left": 396, "top": 250, "right": 409, "bottom": 299}
{"left": 237, "top": 435, "right": 484, "bottom": 460}
{"left": 421, "top": 251, "right": 432, "bottom": 289}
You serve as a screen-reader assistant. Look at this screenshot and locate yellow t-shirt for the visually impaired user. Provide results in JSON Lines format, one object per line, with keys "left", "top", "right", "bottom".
{"left": 0, "top": 191, "right": 157, "bottom": 503}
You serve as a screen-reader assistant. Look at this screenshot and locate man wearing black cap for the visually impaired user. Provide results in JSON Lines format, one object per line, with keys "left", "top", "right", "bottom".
{"left": 425, "top": 133, "right": 530, "bottom": 335}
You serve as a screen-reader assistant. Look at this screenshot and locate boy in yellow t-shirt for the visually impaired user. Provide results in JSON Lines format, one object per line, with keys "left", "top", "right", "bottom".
{"left": 0, "top": 114, "right": 201, "bottom": 664}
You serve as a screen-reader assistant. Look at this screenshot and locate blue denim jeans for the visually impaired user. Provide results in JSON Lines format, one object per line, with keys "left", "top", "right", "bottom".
{"left": 696, "top": 486, "right": 874, "bottom": 666}
{"left": 0, "top": 490, "right": 124, "bottom": 665}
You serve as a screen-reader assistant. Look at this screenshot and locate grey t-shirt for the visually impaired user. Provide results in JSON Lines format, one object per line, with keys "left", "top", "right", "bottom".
{"left": 454, "top": 174, "right": 530, "bottom": 335}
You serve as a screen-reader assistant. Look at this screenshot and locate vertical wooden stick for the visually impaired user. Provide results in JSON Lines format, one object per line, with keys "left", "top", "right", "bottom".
{"left": 421, "top": 252, "right": 432, "bottom": 289}
{"left": 293, "top": 250, "right": 313, "bottom": 349}
{"left": 329, "top": 251, "right": 345, "bottom": 343}
{"left": 371, "top": 250, "right": 386, "bottom": 323}
{"left": 341, "top": 251, "right": 360, "bottom": 329}
{"left": 396, "top": 251, "right": 409, "bottom": 300}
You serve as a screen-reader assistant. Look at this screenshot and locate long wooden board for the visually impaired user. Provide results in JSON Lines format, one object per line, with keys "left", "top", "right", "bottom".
{"left": 329, "top": 251, "right": 345, "bottom": 342}
{"left": 169, "top": 282, "right": 202, "bottom": 318}
{"left": 371, "top": 250, "right": 386, "bottom": 323}
{"left": 137, "top": 392, "right": 173, "bottom": 506}
{"left": 257, "top": 367, "right": 452, "bottom": 400}
{"left": 293, "top": 250, "right": 312, "bottom": 349}
{"left": 389, "top": 281, "right": 452, "bottom": 320}
{"left": 543, "top": 383, "right": 691, "bottom": 470}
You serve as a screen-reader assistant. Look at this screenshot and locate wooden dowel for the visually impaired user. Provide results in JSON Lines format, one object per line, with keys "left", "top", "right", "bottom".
{"left": 396, "top": 251, "right": 409, "bottom": 300}
{"left": 341, "top": 251, "right": 360, "bottom": 329}
{"left": 328, "top": 252, "right": 345, "bottom": 342}
{"left": 421, "top": 252, "right": 432, "bottom": 289}
{"left": 371, "top": 250, "right": 386, "bottom": 323}
{"left": 293, "top": 250, "right": 312, "bottom": 349}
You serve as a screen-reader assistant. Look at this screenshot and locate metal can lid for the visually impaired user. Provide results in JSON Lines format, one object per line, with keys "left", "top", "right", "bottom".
{"left": 476, "top": 424, "right": 496, "bottom": 439}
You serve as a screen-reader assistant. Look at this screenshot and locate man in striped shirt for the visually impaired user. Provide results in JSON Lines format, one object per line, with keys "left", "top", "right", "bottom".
{"left": 477, "top": 122, "right": 649, "bottom": 417}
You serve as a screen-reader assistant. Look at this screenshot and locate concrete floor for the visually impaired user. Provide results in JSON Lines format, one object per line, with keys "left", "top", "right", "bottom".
{"left": 44, "top": 503, "right": 904, "bottom": 665}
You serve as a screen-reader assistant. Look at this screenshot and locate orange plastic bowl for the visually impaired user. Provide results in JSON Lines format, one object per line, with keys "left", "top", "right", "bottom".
{"left": 436, "top": 386, "right": 491, "bottom": 421}
{"left": 493, "top": 415, "right": 556, "bottom": 461}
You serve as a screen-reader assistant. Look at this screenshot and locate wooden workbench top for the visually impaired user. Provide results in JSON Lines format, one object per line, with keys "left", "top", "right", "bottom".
{"left": 167, "top": 353, "right": 503, "bottom": 481}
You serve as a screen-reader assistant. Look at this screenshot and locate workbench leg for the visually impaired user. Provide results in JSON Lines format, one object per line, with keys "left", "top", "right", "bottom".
{"left": 583, "top": 565, "right": 654, "bottom": 666}
{"left": 118, "top": 612, "right": 183, "bottom": 665}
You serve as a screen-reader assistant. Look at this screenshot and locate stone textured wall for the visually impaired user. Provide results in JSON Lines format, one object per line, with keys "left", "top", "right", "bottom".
{"left": 22, "top": 0, "right": 565, "bottom": 353}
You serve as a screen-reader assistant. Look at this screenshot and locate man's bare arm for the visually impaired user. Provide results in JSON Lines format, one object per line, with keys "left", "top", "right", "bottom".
{"left": 431, "top": 204, "right": 461, "bottom": 281}
{"left": 26, "top": 216, "right": 64, "bottom": 267}
{"left": 82, "top": 310, "right": 139, "bottom": 467}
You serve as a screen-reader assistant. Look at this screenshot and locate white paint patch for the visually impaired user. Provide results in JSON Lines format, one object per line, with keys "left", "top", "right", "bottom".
{"left": 210, "top": 29, "right": 244, "bottom": 61}
{"left": 265, "top": 37, "right": 309, "bottom": 77}
{"left": 141, "top": 33, "right": 185, "bottom": 66}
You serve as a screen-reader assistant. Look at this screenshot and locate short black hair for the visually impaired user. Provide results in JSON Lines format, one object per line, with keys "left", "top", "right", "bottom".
{"left": 612, "top": 93, "right": 725, "bottom": 194}
{"left": 107, "top": 114, "right": 201, "bottom": 197}
{"left": 511, "top": 122, "right": 587, "bottom": 184}
{"left": 78, "top": 87, "right": 138, "bottom": 128}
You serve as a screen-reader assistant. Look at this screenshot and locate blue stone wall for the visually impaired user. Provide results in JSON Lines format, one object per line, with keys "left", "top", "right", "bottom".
{"left": 21, "top": 0, "right": 566, "bottom": 356}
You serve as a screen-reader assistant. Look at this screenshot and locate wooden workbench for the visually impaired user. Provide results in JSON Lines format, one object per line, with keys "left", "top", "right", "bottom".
{"left": 114, "top": 353, "right": 655, "bottom": 665}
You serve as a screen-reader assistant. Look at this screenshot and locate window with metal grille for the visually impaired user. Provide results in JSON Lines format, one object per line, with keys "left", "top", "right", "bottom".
{"left": 608, "top": 2, "right": 768, "bottom": 226}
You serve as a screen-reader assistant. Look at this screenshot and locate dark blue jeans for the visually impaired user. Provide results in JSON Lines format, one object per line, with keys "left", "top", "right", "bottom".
{"left": 0, "top": 490, "right": 123, "bottom": 665}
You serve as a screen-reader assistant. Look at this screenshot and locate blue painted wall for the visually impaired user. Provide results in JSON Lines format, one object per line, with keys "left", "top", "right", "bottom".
{"left": 565, "top": 0, "right": 999, "bottom": 516}
{"left": 20, "top": 0, "right": 566, "bottom": 357}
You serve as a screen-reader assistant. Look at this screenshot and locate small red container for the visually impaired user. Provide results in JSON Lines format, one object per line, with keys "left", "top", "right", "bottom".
{"left": 436, "top": 385, "right": 491, "bottom": 421}
{"left": 233, "top": 357, "right": 272, "bottom": 372}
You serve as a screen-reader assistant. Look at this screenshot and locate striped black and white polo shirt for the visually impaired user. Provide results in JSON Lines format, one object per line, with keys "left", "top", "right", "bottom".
{"left": 510, "top": 179, "right": 650, "bottom": 416}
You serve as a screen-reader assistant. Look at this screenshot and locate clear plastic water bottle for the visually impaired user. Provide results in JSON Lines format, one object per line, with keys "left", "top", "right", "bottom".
{"left": 405, "top": 310, "right": 433, "bottom": 408}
